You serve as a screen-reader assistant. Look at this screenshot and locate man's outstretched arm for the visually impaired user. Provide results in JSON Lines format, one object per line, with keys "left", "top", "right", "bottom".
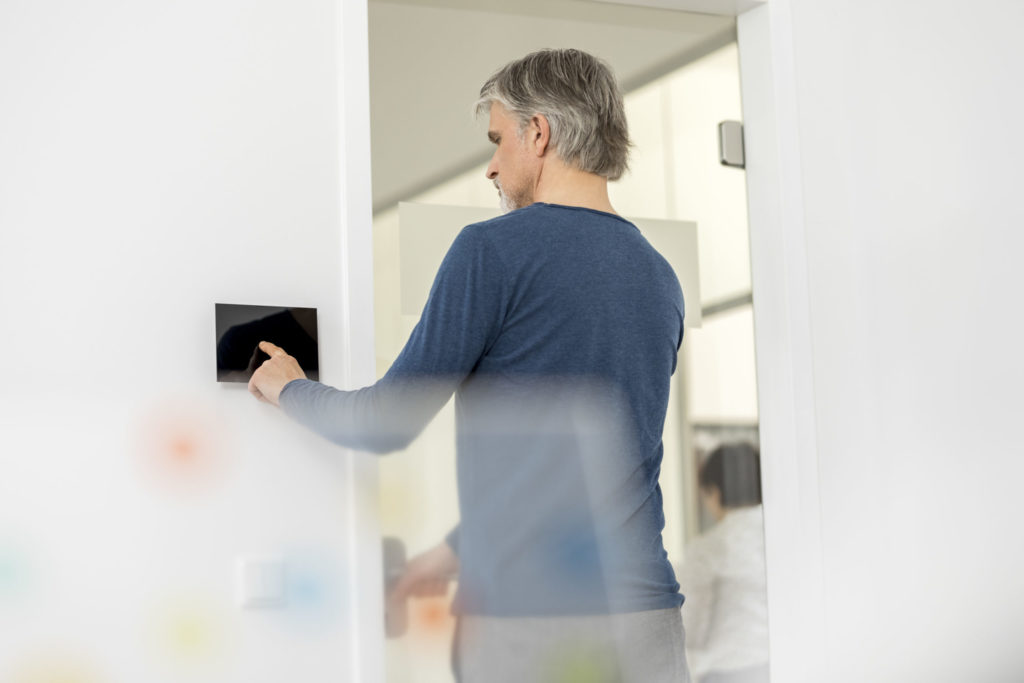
{"left": 248, "top": 224, "right": 507, "bottom": 453}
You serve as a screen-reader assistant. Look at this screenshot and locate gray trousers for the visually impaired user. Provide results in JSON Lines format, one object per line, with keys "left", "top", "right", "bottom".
{"left": 455, "top": 607, "right": 690, "bottom": 683}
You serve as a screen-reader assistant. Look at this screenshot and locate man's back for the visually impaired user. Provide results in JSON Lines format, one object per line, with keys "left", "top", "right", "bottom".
{"left": 392, "top": 202, "right": 686, "bottom": 616}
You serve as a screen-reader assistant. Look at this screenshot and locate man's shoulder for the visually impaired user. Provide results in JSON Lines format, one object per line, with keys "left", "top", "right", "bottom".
{"left": 460, "top": 204, "right": 540, "bottom": 233}
{"left": 460, "top": 202, "right": 633, "bottom": 239}
{"left": 451, "top": 206, "right": 544, "bottom": 254}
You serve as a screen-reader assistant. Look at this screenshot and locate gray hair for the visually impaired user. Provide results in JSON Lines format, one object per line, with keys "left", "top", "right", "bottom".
{"left": 475, "top": 49, "right": 632, "bottom": 181}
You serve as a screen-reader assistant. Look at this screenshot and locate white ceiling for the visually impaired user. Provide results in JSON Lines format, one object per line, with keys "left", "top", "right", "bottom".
{"left": 368, "top": 0, "right": 736, "bottom": 212}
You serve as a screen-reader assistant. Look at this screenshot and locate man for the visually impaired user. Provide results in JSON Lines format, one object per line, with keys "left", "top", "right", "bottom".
{"left": 249, "top": 48, "right": 688, "bottom": 682}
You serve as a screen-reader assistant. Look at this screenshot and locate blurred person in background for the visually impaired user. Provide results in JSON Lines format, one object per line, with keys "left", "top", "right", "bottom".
{"left": 678, "top": 443, "right": 768, "bottom": 683}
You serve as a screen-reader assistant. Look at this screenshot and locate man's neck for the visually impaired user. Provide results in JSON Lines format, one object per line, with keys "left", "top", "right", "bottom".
{"left": 532, "top": 162, "right": 617, "bottom": 216}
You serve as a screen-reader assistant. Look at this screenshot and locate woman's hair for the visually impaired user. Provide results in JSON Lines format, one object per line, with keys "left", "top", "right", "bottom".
{"left": 476, "top": 48, "right": 632, "bottom": 180}
{"left": 699, "top": 442, "right": 763, "bottom": 507}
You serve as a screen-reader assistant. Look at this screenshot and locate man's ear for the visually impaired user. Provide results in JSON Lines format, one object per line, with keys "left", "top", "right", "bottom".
{"left": 528, "top": 114, "right": 551, "bottom": 157}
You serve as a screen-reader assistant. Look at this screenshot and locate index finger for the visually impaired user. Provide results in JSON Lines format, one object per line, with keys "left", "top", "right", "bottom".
{"left": 258, "top": 340, "right": 286, "bottom": 357}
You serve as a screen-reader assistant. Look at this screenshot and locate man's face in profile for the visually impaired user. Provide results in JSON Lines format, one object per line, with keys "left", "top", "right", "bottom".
{"left": 484, "top": 102, "right": 538, "bottom": 213}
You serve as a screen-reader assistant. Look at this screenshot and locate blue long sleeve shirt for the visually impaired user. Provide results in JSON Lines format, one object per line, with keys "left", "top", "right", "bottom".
{"left": 279, "top": 202, "right": 685, "bottom": 616}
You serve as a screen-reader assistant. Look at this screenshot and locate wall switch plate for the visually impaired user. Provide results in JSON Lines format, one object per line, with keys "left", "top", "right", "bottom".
{"left": 236, "top": 557, "right": 287, "bottom": 609}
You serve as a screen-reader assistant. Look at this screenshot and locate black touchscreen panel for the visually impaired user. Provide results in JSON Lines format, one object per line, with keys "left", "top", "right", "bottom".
{"left": 215, "top": 303, "right": 319, "bottom": 383}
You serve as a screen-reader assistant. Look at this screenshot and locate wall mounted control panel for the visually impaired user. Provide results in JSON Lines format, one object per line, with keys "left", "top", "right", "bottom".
{"left": 215, "top": 303, "right": 319, "bottom": 383}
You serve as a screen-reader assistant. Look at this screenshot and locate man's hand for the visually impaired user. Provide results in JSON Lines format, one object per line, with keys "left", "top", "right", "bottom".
{"left": 247, "top": 341, "right": 307, "bottom": 406}
{"left": 388, "top": 539, "right": 459, "bottom": 607}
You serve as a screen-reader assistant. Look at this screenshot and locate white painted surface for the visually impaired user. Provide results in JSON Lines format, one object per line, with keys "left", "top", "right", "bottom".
{"left": 686, "top": 306, "right": 758, "bottom": 422}
{"left": 740, "top": 1, "right": 1024, "bottom": 681}
{"left": 0, "top": 1, "right": 378, "bottom": 681}
{"left": 236, "top": 558, "right": 287, "bottom": 609}
{"left": 661, "top": 45, "right": 750, "bottom": 305}
{"left": 736, "top": 6, "right": 826, "bottom": 682}
{"left": 337, "top": 2, "right": 386, "bottom": 681}
{"left": 398, "top": 204, "right": 502, "bottom": 316}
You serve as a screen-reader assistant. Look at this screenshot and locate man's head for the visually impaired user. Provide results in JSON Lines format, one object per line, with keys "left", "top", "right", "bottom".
{"left": 476, "top": 49, "right": 631, "bottom": 212}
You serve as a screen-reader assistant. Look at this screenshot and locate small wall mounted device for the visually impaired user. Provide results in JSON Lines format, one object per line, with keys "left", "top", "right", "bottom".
{"left": 718, "top": 120, "right": 745, "bottom": 169}
{"left": 215, "top": 303, "right": 319, "bottom": 382}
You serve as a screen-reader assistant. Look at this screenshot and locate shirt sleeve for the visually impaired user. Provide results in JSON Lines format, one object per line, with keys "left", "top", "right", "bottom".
{"left": 278, "top": 224, "right": 507, "bottom": 453}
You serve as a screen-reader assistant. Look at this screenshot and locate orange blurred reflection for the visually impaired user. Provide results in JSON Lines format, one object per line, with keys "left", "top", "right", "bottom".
{"left": 407, "top": 594, "right": 456, "bottom": 651}
{"left": 132, "top": 397, "right": 230, "bottom": 494}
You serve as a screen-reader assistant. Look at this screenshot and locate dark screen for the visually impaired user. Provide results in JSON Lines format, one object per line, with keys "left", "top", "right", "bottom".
{"left": 215, "top": 303, "right": 319, "bottom": 383}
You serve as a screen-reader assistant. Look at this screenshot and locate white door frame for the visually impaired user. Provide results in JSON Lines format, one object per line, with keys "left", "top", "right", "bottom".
{"left": 337, "top": 1, "right": 385, "bottom": 681}
{"left": 737, "top": 4, "right": 828, "bottom": 682}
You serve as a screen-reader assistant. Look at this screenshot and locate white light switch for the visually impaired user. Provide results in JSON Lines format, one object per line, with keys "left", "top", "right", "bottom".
{"left": 236, "top": 557, "right": 287, "bottom": 609}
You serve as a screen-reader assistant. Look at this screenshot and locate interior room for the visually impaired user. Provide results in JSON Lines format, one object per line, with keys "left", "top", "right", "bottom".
{"left": 2, "top": 0, "right": 1024, "bottom": 681}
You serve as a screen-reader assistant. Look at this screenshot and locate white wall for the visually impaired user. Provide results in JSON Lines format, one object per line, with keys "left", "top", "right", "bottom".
{"left": 0, "top": 1, "right": 378, "bottom": 681}
{"left": 740, "top": 2, "right": 1024, "bottom": 681}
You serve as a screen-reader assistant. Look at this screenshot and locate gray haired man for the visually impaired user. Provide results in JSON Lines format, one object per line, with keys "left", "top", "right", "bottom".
{"left": 250, "top": 49, "right": 689, "bottom": 681}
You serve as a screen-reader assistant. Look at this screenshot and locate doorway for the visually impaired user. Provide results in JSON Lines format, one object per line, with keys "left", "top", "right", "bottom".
{"left": 367, "top": 3, "right": 764, "bottom": 681}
